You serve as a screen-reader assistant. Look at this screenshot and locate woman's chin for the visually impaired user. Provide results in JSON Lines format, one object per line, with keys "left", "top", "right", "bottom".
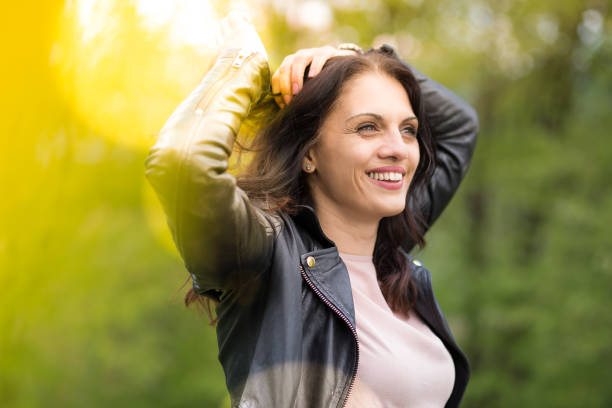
{"left": 372, "top": 202, "right": 406, "bottom": 219}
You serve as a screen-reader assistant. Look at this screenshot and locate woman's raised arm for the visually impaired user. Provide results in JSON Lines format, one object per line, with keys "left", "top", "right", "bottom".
{"left": 144, "top": 45, "right": 279, "bottom": 297}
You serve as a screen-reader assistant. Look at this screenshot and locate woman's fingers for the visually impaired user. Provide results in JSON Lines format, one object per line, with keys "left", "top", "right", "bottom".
{"left": 272, "top": 54, "right": 295, "bottom": 107}
{"left": 305, "top": 45, "right": 338, "bottom": 78}
{"left": 289, "top": 49, "right": 314, "bottom": 97}
{"left": 307, "top": 54, "right": 328, "bottom": 78}
{"left": 309, "top": 48, "right": 358, "bottom": 77}
{"left": 272, "top": 46, "right": 358, "bottom": 108}
{"left": 273, "top": 50, "right": 319, "bottom": 107}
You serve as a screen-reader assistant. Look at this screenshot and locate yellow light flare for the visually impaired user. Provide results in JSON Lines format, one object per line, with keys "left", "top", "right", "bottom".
{"left": 50, "top": 0, "right": 222, "bottom": 151}
{"left": 50, "top": 0, "right": 274, "bottom": 257}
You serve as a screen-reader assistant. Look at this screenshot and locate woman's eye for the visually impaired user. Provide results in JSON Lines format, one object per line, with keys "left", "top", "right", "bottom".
{"left": 356, "top": 123, "right": 378, "bottom": 133}
{"left": 402, "top": 126, "right": 417, "bottom": 137}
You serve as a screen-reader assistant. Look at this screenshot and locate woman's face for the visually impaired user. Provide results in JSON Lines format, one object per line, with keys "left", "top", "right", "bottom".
{"left": 305, "top": 71, "right": 420, "bottom": 223}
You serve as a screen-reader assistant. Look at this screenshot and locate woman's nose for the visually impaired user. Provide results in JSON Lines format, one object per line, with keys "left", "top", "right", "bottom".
{"left": 376, "top": 128, "right": 411, "bottom": 160}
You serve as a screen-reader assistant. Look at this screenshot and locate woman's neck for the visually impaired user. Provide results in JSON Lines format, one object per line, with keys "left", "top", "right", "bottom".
{"left": 313, "top": 204, "right": 380, "bottom": 256}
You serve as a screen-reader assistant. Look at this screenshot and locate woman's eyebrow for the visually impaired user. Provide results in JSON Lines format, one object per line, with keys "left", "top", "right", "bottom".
{"left": 345, "top": 112, "right": 383, "bottom": 123}
{"left": 401, "top": 116, "right": 419, "bottom": 124}
{"left": 346, "top": 113, "right": 418, "bottom": 123}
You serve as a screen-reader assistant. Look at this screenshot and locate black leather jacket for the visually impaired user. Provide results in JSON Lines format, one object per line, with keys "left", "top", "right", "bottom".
{"left": 145, "top": 46, "right": 479, "bottom": 408}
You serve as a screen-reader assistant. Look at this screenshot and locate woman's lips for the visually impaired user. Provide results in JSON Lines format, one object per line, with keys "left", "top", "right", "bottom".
{"left": 366, "top": 175, "right": 404, "bottom": 190}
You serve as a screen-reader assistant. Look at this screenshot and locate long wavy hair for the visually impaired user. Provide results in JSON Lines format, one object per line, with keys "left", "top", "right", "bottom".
{"left": 185, "top": 45, "right": 436, "bottom": 322}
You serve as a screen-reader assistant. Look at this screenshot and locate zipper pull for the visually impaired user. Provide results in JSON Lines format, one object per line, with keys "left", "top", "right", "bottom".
{"left": 232, "top": 48, "right": 256, "bottom": 69}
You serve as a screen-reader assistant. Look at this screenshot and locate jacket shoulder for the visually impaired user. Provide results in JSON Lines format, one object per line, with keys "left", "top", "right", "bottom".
{"left": 400, "top": 250, "right": 430, "bottom": 289}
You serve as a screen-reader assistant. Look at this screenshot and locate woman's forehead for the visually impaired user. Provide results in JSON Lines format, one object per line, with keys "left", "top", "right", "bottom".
{"left": 334, "top": 72, "right": 415, "bottom": 119}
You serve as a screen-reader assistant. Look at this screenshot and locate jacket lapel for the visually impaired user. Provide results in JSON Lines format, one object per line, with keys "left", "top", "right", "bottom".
{"left": 300, "top": 247, "right": 356, "bottom": 328}
{"left": 292, "top": 205, "right": 357, "bottom": 327}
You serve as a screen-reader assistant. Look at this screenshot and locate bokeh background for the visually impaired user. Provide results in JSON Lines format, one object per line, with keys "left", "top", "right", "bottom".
{"left": 2, "top": 0, "right": 611, "bottom": 407}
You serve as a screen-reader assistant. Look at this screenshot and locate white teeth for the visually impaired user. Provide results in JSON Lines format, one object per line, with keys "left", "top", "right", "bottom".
{"left": 367, "top": 171, "right": 403, "bottom": 181}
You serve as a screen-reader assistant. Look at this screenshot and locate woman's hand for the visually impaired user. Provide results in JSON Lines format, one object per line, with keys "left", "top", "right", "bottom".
{"left": 271, "top": 46, "right": 358, "bottom": 108}
{"left": 217, "top": 11, "right": 268, "bottom": 61}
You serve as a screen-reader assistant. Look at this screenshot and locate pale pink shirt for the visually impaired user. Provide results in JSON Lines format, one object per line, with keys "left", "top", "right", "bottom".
{"left": 339, "top": 252, "right": 455, "bottom": 408}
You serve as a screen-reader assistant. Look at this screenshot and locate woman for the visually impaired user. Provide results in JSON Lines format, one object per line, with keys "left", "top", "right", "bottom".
{"left": 145, "top": 13, "right": 478, "bottom": 408}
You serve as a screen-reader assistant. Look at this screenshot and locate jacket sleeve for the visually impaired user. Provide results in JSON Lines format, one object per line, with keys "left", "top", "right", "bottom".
{"left": 396, "top": 51, "right": 479, "bottom": 251}
{"left": 144, "top": 48, "right": 279, "bottom": 296}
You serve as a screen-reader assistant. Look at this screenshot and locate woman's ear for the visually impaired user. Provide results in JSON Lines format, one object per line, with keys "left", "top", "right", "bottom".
{"left": 302, "top": 149, "right": 316, "bottom": 173}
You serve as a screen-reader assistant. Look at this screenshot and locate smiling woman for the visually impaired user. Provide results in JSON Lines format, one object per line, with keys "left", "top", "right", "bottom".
{"left": 237, "top": 51, "right": 435, "bottom": 252}
{"left": 145, "top": 12, "right": 478, "bottom": 408}
{"left": 306, "top": 71, "right": 423, "bottom": 231}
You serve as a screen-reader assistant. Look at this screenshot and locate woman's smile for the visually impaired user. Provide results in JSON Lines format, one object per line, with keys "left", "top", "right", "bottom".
{"left": 365, "top": 166, "right": 406, "bottom": 190}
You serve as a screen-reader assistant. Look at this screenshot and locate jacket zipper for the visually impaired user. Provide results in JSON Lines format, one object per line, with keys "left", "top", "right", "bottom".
{"left": 194, "top": 49, "right": 258, "bottom": 115}
{"left": 299, "top": 265, "right": 359, "bottom": 408}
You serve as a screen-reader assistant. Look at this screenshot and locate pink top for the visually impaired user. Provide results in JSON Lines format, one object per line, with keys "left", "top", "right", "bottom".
{"left": 339, "top": 252, "right": 455, "bottom": 408}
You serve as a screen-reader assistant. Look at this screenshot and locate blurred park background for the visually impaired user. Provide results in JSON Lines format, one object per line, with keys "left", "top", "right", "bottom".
{"left": 1, "top": 0, "right": 611, "bottom": 406}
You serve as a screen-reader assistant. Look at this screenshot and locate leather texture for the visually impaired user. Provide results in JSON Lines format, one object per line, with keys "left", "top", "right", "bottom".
{"left": 145, "top": 46, "right": 478, "bottom": 407}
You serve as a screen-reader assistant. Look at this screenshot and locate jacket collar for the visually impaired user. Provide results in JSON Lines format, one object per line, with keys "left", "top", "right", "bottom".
{"left": 292, "top": 204, "right": 335, "bottom": 248}
{"left": 291, "top": 205, "right": 357, "bottom": 326}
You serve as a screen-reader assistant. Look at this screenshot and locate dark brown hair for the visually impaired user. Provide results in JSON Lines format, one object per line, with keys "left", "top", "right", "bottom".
{"left": 186, "top": 45, "right": 435, "bottom": 322}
